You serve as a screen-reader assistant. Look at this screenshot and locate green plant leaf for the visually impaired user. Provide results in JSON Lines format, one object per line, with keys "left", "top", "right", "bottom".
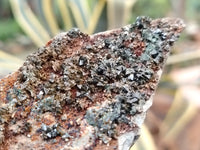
{"left": 0, "top": 50, "right": 23, "bottom": 76}
{"left": 107, "top": 0, "right": 137, "bottom": 29}
{"left": 57, "top": 0, "right": 73, "bottom": 30}
{"left": 161, "top": 88, "right": 198, "bottom": 142}
{"left": 9, "top": 0, "right": 51, "bottom": 46}
{"left": 131, "top": 125, "right": 156, "bottom": 150}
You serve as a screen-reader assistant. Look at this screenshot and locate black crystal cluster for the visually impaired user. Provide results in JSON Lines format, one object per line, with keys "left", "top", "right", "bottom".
{"left": 4, "top": 16, "right": 182, "bottom": 144}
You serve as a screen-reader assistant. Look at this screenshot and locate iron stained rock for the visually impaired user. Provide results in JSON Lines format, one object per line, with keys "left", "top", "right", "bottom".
{"left": 0, "top": 16, "right": 185, "bottom": 150}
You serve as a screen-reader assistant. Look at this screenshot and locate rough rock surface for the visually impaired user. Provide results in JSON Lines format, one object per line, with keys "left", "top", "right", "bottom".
{"left": 0, "top": 17, "right": 184, "bottom": 150}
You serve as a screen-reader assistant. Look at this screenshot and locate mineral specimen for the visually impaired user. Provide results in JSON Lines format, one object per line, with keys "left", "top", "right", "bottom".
{"left": 0, "top": 17, "right": 184, "bottom": 150}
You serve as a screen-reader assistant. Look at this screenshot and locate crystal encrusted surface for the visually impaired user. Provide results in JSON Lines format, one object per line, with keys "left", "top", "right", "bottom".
{"left": 0, "top": 17, "right": 184, "bottom": 150}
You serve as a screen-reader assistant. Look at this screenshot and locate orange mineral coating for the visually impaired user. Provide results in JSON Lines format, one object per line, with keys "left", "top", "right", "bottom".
{"left": 0, "top": 72, "right": 19, "bottom": 103}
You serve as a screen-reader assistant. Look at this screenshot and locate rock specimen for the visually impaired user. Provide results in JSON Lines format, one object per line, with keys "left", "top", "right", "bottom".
{"left": 0, "top": 17, "right": 184, "bottom": 150}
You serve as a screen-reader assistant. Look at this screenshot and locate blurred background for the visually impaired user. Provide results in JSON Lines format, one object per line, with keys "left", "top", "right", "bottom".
{"left": 0, "top": 0, "right": 200, "bottom": 149}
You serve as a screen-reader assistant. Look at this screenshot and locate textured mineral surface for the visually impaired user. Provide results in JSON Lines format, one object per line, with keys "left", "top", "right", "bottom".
{"left": 0, "top": 17, "right": 184, "bottom": 150}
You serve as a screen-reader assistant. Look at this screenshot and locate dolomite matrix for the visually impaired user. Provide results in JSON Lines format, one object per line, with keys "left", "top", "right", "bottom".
{"left": 0, "top": 17, "right": 184, "bottom": 150}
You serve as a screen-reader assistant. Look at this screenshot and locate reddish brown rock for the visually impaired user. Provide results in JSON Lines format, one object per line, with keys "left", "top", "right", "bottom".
{"left": 0, "top": 17, "right": 184, "bottom": 150}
